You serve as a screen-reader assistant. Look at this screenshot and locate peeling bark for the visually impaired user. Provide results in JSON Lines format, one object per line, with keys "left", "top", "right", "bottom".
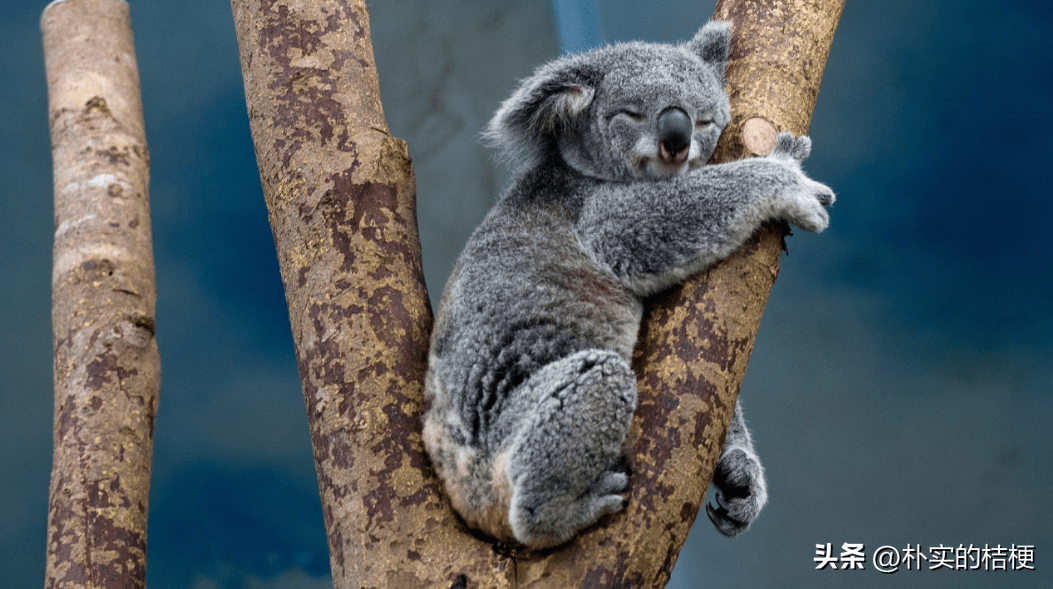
{"left": 42, "top": 1, "right": 160, "bottom": 588}
{"left": 231, "top": 0, "right": 842, "bottom": 587}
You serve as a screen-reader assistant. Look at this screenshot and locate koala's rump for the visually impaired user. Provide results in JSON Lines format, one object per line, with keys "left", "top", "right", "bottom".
{"left": 422, "top": 406, "right": 517, "bottom": 541}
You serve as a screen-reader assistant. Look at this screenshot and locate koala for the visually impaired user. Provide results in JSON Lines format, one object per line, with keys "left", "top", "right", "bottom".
{"left": 422, "top": 21, "right": 834, "bottom": 550}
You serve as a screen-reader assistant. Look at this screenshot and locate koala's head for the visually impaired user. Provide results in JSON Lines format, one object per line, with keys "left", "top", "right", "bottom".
{"left": 484, "top": 22, "right": 732, "bottom": 182}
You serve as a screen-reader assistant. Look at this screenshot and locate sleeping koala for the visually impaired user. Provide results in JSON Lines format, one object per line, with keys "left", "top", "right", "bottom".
{"left": 422, "top": 21, "right": 834, "bottom": 549}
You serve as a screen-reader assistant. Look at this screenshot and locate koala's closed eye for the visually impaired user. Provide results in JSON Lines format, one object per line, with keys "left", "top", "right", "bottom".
{"left": 612, "top": 109, "right": 644, "bottom": 122}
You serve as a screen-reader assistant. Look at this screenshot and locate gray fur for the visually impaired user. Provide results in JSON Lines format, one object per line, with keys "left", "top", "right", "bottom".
{"left": 423, "top": 21, "right": 834, "bottom": 549}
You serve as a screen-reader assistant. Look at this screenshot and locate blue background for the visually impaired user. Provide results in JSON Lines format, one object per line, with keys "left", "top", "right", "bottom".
{"left": 1, "top": 0, "right": 1050, "bottom": 587}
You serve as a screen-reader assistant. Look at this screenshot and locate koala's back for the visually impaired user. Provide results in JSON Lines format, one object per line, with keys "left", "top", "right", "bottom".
{"left": 429, "top": 167, "right": 642, "bottom": 449}
{"left": 422, "top": 166, "right": 643, "bottom": 541}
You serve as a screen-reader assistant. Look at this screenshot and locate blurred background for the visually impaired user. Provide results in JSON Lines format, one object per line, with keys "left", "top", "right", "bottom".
{"left": 2, "top": 0, "right": 1050, "bottom": 587}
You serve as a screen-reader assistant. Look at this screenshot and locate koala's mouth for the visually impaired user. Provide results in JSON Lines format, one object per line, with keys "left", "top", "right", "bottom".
{"left": 659, "top": 142, "right": 690, "bottom": 166}
{"left": 627, "top": 134, "right": 704, "bottom": 179}
{"left": 651, "top": 158, "right": 689, "bottom": 177}
{"left": 632, "top": 154, "right": 703, "bottom": 179}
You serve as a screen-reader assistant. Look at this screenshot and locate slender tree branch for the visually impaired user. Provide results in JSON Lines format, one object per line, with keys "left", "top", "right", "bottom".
{"left": 231, "top": 0, "right": 842, "bottom": 587}
{"left": 42, "top": 1, "right": 160, "bottom": 587}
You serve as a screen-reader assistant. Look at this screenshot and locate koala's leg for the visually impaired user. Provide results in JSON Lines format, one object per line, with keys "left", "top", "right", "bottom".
{"left": 707, "top": 399, "right": 768, "bottom": 537}
{"left": 501, "top": 349, "right": 636, "bottom": 549}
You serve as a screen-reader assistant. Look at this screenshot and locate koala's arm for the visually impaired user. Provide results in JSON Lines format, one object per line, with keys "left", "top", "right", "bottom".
{"left": 578, "top": 133, "right": 834, "bottom": 295}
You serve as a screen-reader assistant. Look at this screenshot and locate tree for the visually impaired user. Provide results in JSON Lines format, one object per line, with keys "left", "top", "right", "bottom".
{"left": 230, "top": 0, "right": 842, "bottom": 586}
{"left": 42, "top": 0, "right": 842, "bottom": 586}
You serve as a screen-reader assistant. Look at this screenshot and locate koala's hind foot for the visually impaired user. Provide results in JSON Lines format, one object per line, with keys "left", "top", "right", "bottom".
{"left": 707, "top": 447, "right": 768, "bottom": 536}
{"left": 706, "top": 402, "right": 768, "bottom": 537}
{"left": 503, "top": 349, "right": 637, "bottom": 549}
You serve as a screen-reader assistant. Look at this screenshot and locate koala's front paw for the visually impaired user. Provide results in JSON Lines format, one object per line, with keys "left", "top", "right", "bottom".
{"left": 785, "top": 178, "right": 835, "bottom": 233}
{"left": 769, "top": 131, "right": 811, "bottom": 162}
{"left": 706, "top": 448, "right": 768, "bottom": 537}
{"left": 765, "top": 131, "right": 835, "bottom": 232}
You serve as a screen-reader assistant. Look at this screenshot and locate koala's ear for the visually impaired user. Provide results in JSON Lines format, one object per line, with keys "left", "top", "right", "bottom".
{"left": 483, "top": 56, "right": 600, "bottom": 169}
{"left": 686, "top": 21, "right": 732, "bottom": 80}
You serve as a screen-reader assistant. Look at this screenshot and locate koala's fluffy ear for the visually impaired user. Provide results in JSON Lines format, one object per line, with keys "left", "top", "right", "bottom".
{"left": 483, "top": 56, "right": 600, "bottom": 169}
{"left": 686, "top": 21, "right": 732, "bottom": 81}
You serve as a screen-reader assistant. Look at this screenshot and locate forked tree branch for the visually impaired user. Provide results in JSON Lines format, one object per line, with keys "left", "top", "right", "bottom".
{"left": 231, "top": 0, "right": 842, "bottom": 587}
{"left": 42, "top": 1, "right": 160, "bottom": 587}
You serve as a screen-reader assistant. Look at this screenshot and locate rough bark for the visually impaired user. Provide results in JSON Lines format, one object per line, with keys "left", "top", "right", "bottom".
{"left": 42, "top": 1, "right": 160, "bottom": 588}
{"left": 231, "top": 0, "right": 842, "bottom": 587}
{"left": 229, "top": 0, "right": 462, "bottom": 585}
{"left": 598, "top": 0, "right": 846, "bottom": 585}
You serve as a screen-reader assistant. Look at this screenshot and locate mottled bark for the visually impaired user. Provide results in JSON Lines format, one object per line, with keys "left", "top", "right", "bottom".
{"left": 230, "top": 0, "right": 842, "bottom": 587}
{"left": 229, "top": 0, "right": 471, "bottom": 585}
{"left": 42, "top": 1, "right": 160, "bottom": 588}
{"left": 586, "top": 0, "right": 847, "bottom": 585}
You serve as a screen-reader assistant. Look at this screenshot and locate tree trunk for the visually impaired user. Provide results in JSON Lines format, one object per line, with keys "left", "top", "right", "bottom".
{"left": 42, "top": 1, "right": 160, "bottom": 588}
{"left": 230, "top": 0, "right": 842, "bottom": 587}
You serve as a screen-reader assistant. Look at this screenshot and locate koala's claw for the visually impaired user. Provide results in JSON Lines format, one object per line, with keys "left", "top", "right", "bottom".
{"left": 581, "top": 489, "right": 628, "bottom": 523}
{"left": 571, "top": 462, "right": 631, "bottom": 528}
{"left": 790, "top": 135, "right": 811, "bottom": 161}
{"left": 785, "top": 187, "right": 832, "bottom": 233}
{"left": 591, "top": 470, "right": 630, "bottom": 496}
{"left": 816, "top": 184, "right": 836, "bottom": 206}
{"left": 771, "top": 131, "right": 795, "bottom": 157}
{"left": 706, "top": 492, "right": 752, "bottom": 537}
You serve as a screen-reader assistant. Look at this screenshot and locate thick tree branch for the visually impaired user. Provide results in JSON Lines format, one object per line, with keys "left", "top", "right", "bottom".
{"left": 231, "top": 0, "right": 842, "bottom": 587}
{"left": 608, "top": 0, "right": 846, "bottom": 584}
{"left": 229, "top": 0, "right": 467, "bottom": 585}
{"left": 42, "top": 1, "right": 160, "bottom": 587}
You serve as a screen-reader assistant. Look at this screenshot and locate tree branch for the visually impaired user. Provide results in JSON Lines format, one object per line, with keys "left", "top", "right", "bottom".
{"left": 42, "top": 1, "right": 160, "bottom": 587}
{"left": 231, "top": 0, "right": 843, "bottom": 587}
{"left": 609, "top": 1, "right": 846, "bottom": 583}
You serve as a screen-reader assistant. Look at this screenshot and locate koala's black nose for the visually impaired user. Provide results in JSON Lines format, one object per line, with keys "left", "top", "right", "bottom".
{"left": 657, "top": 107, "right": 692, "bottom": 164}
